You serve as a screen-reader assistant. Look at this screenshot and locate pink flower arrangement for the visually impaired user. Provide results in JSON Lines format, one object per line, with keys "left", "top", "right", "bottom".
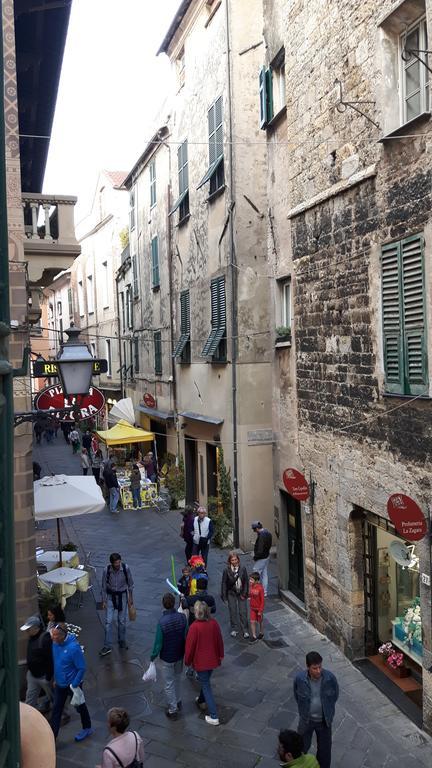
{"left": 387, "top": 651, "right": 404, "bottom": 669}
{"left": 378, "top": 642, "right": 393, "bottom": 658}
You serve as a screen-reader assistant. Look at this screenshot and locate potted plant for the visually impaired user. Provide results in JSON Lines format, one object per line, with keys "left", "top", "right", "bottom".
{"left": 275, "top": 325, "right": 291, "bottom": 343}
{"left": 378, "top": 642, "right": 410, "bottom": 678}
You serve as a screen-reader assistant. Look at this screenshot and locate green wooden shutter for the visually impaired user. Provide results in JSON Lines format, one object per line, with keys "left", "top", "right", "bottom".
{"left": 208, "top": 103, "right": 216, "bottom": 164}
{"left": 180, "top": 290, "right": 190, "bottom": 334}
{"left": 381, "top": 241, "right": 404, "bottom": 392}
{"left": 217, "top": 275, "right": 226, "bottom": 330}
{"left": 401, "top": 234, "right": 428, "bottom": 394}
{"left": 151, "top": 237, "right": 160, "bottom": 288}
{"left": 214, "top": 96, "right": 223, "bottom": 160}
{"left": 154, "top": 331, "right": 162, "bottom": 374}
{"left": 266, "top": 67, "right": 273, "bottom": 122}
{"left": 259, "top": 66, "right": 268, "bottom": 128}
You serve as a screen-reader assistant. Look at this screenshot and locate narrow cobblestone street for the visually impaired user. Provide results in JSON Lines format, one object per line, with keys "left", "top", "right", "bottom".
{"left": 34, "top": 435, "right": 432, "bottom": 768}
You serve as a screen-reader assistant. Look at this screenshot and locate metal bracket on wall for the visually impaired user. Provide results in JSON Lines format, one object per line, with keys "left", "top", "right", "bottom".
{"left": 334, "top": 79, "right": 380, "bottom": 129}
{"left": 401, "top": 47, "right": 432, "bottom": 75}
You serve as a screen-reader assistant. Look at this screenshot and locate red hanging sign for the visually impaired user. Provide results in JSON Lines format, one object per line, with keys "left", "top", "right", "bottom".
{"left": 387, "top": 494, "right": 427, "bottom": 542}
{"left": 283, "top": 468, "right": 310, "bottom": 501}
{"left": 143, "top": 393, "right": 157, "bottom": 408}
{"left": 34, "top": 385, "right": 105, "bottom": 422}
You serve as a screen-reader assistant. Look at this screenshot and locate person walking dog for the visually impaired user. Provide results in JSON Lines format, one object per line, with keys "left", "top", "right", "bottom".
{"left": 293, "top": 651, "right": 339, "bottom": 768}
{"left": 150, "top": 593, "right": 187, "bottom": 720}
{"left": 184, "top": 601, "right": 224, "bottom": 726}
{"left": 99, "top": 553, "right": 134, "bottom": 656}
{"left": 221, "top": 552, "right": 249, "bottom": 639}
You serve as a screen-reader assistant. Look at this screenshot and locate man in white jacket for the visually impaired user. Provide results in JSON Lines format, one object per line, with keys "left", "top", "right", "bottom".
{"left": 192, "top": 506, "right": 214, "bottom": 566}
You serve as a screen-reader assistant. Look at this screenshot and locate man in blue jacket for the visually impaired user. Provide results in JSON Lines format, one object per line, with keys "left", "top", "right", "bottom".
{"left": 293, "top": 651, "right": 339, "bottom": 768}
{"left": 50, "top": 624, "right": 94, "bottom": 742}
{"left": 151, "top": 593, "right": 187, "bottom": 720}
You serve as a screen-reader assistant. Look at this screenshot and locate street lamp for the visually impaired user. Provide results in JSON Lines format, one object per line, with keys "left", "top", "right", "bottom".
{"left": 56, "top": 324, "right": 94, "bottom": 398}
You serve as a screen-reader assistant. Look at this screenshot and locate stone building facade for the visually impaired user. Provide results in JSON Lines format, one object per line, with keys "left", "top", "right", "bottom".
{"left": 264, "top": 0, "right": 432, "bottom": 729}
{"left": 154, "top": 0, "right": 273, "bottom": 548}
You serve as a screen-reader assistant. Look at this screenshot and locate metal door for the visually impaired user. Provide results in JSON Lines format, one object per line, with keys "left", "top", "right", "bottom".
{"left": 363, "top": 521, "right": 378, "bottom": 654}
{"left": 287, "top": 497, "right": 305, "bottom": 601}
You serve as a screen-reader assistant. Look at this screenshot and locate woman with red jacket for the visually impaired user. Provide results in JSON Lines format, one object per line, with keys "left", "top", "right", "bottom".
{"left": 184, "top": 601, "right": 224, "bottom": 726}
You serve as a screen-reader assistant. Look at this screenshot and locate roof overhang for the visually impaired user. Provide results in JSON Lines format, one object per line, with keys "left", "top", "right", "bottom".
{"left": 179, "top": 410, "right": 224, "bottom": 426}
{"left": 15, "top": 0, "right": 73, "bottom": 192}
{"left": 157, "top": 0, "right": 193, "bottom": 55}
{"left": 137, "top": 405, "right": 175, "bottom": 422}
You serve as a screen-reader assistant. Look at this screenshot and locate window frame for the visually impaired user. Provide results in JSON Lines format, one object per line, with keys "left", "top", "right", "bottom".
{"left": 151, "top": 236, "right": 160, "bottom": 290}
{"left": 197, "top": 96, "right": 225, "bottom": 196}
{"left": 150, "top": 160, "right": 157, "bottom": 208}
{"left": 129, "top": 189, "right": 136, "bottom": 231}
{"left": 400, "top": 16, "right": 430, "bottom": 125}
{"left": 67, "top": 287, "right": 73, "bottom": 319}
{"left": 154, "top": 330, "right": 162, "bottom": 375}
{"left": 279, "top": 277, "right": 291, "bottom": 328}
{"left": 126, "top": 285, "right": 133, "bottom": 330}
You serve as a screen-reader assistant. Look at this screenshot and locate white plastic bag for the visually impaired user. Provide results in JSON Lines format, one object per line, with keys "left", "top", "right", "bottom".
{"left": 142, "top": 661, "right": 157, "bottom": 683}
{"left": 70, "top": 685, "right": 85, "bottom": 706}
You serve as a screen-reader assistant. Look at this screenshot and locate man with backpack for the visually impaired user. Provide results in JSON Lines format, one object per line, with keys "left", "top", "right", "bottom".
{"left": 20, "top": 614, "right": 53, "bottom": 711}
{"left": 100, "top": 553, "right": 134, "bottom": 657}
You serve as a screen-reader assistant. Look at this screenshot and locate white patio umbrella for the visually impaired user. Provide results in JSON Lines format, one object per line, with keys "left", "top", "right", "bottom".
{"left": 34, "top": 475, "right": 105, "bottom": 564}
{"left": 108, "top": 397, "right": 135, "bottom": 426}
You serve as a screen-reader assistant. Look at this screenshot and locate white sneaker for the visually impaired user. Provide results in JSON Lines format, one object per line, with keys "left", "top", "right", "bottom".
{"left": 243, "top": 632, "right": 249, "bottom": 639}
{"left": 230, "top": 630, "right": 237, "bottom": 637}
{"left": 205, "top": 715, "right": 219, "bottom": 726}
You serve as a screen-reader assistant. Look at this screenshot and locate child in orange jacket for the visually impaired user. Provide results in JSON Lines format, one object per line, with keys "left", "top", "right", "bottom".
{"left": 249, "top": 571, "right": 265, "bottom": 642}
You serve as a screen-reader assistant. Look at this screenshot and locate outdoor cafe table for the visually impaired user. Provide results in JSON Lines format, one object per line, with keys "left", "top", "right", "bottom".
{"left": 38, "top": 567, "right": 85, "bottom": 608}
{"left": 37, "top": 550, "right": 78, "bottom": 571}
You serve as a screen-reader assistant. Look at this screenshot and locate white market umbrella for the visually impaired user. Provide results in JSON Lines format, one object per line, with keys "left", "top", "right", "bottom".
{"left": 34, "top": 475, "right": 105, "bottom": 564}
{"left": 108, "top": 397, "right": 135, "bottom": 426}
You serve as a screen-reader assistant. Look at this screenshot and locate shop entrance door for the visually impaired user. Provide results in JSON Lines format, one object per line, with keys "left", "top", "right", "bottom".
{"left": 285, "top": 493, "right": 304, "bottom": 601}
{"left": 150, "top": 419, "right": 167, "bottom": 465}
{"left": 206, "top": 443, "right": 217, "bottom": 500}
{"left": 184, "top": 435, "right": 198, "bottom": 504}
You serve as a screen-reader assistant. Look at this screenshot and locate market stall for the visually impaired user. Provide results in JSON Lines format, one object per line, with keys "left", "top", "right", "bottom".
{"left": 96, "top": 420, "right": 158, "bottom": 509}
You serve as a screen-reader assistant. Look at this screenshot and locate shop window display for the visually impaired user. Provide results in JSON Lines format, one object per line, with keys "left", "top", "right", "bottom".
{"left": 376, "top": 528, "right": 422, "bottom": 665}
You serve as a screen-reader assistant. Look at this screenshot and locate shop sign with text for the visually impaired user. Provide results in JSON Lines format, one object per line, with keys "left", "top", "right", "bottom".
{"left": 283, "top": 468, "right": 310, "bottom": 501}
{"left": 387, "top": 494, "right": 427, "bottom": 542}
{"left": 34, "top": 385, "right": 105, "bottom": 422}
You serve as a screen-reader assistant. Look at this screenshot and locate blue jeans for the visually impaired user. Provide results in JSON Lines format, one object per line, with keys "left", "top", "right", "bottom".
{"left": 109, "top": 487, "right": 120, "bottom": 512}
{"left": 50, "top": 684, "right": 91, "bottom": 739}
{"left": 132, "top": 487, "right": 141, "bottom": 508}
{"left": 299, "top": 721, "right": 332, "bottom": 768}
{"left": 196, "top": 669, "right": 217, "bottom": 719}
{"left": 160, "top": 659, "right": 183, "bottom": 713}
{"left": 253, "top": 557, "right": 269, "bottom": 595}
{"left": 104, "top": 596, "right": 127, "bottom": 647}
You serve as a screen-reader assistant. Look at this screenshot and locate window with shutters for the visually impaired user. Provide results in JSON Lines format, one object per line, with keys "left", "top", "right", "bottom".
{"left": 201, "top": 276, "right": 226, "bottom": 361}
{"left": 129, "top": 190, "right": 136, "bottom": 230}
{"left": 154, "top": 330, "right": 162, "bottom": 375}
{"left": 173, "top": 290, "right": 191, "bottom": 363}
{"left": 134, "top": 337, "right": 140, "bottom": 374}
{"left": 259, "top": 48, "right": 286, "bottom": 130}
{"left": 132, "top": 254, "right": 139, "bottom": 299}
{"left": 401, "top": 17, "right": 429, "bottom": 124}
{"left": 169, "top": 140, "right": 189, "bottom": 222}
{"left": 150, "top": 160, "right": 156, "bottom": 208}
{"left": 197, "top": 96, "right": 224, "bottom": 197}
{"left": 381, "top": 233, "right": 428, "bottom": 395}
{"left": 151, "top": 236, "right": 160, "bottom": 290}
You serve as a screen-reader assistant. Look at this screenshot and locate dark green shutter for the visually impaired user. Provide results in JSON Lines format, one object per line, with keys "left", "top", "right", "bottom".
{"left": 401, "top": 234, "right": 427, "bottom": 394}
{"left": 134, "top": 337, "right": 139, "bottom": 374}
{"left": 266, "top": 67, "right": 273, "bottom": 122}
{"left": 151, "top": 237, "right": 160, "bottom": 288}
{"left": 173, "top": 290, "right": 191, "bottom": 359}
{"left": 208, "top": 103, "right": 216, "bottom": 164}
{"left": 201, "top": 277, "right": 226, "bottom": 356}
{"left": 382, "top": 241, "right": 404, "bottom": 393}
{"left": 154, "top": 331, "right": 162, "bottom": 374}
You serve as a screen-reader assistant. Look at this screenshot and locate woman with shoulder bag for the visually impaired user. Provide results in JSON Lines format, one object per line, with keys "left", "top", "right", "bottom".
{"left": 221, "top": 551, "right": 249, "bottom": 639}
{"left": 99, "top": 707, "right": 144, "bottom": 768}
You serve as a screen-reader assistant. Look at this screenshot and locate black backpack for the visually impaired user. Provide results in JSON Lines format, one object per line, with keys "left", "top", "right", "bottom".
{"left": 104, "top": 731, "right": 142, "bottom": 768}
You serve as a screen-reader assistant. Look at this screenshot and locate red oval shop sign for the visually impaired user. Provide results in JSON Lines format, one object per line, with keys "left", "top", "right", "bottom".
{"left": 143, "top": 392, "right": 156, "bottom": 408}
{"left": 387, "top": 494, "right": 427, "bottom": 542}
{"left": 34, "top": 385, "right": 105, "bottom": 422}
{"left": 283, "top": 468, "right": 310, "bottom": 501}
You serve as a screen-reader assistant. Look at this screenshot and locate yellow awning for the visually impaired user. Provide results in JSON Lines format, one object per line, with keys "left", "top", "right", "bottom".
{"left": 96, "top": 420, "right": 154, "bottom": 446}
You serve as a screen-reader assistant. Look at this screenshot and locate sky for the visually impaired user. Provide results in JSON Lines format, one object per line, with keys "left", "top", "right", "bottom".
{"left": 43, "top": 0, "right": 180, "bottom": 223}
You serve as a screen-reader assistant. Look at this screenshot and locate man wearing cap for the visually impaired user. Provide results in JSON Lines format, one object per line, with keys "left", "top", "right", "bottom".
{"left": 50, "top": 623, "right": 93, "bottom": 742}
{"left": 20, "top": 615, "right": 53, "bottom": 712}
{"left": 251, "top": 521, "right": 272, "bottom": 597}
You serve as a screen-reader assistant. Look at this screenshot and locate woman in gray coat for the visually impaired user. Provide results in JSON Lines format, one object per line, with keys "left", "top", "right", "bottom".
{"left": 221, "top": 552, "right": 249, "bottom": 638}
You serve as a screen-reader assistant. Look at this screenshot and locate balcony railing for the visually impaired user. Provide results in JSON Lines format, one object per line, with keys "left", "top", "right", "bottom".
{"left": 22, "top": 194, "right": 81, "bottom": 286}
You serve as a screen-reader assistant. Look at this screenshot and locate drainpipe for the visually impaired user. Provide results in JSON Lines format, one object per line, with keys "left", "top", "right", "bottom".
{"left": 225, "top": 0, "right": 240, "bottom": 547}
{"left": 0, "top": 9, "right": 20, "bottom": 763}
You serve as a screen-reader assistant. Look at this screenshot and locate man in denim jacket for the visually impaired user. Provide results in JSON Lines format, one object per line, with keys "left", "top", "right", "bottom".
{"left": 293, "top": 651, "right": 339, "bottom": 768}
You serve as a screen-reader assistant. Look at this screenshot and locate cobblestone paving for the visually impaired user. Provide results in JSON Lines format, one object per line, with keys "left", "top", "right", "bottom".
{"left": 33, "top": 436, "right": 432, "bottom": 767}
